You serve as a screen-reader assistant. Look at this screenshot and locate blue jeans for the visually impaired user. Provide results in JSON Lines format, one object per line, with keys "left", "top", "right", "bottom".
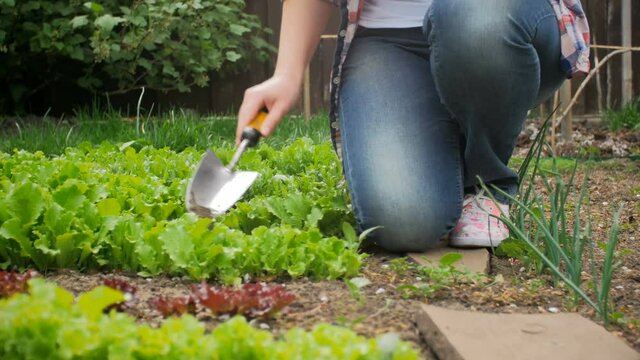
{"left": 338, "top": 0, "right": 565, "bottom": 252}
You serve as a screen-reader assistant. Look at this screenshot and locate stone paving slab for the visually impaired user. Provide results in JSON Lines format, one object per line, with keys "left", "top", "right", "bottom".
{"left": 408, "top": 241, "right": 490, "bottom": 274}
{"left": 417, "top": 304, "right": 640, "bottom": 360}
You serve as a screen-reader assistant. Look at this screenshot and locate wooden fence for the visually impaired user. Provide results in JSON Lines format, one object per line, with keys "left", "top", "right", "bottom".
{"left": 571, "top": 0, "right": 640, "bottom": 114}
{"left": 159, "top": 0, "right": 639, "bottom": 117}
{"left": 162, "top": 0, "right": 341, "bottom": 115}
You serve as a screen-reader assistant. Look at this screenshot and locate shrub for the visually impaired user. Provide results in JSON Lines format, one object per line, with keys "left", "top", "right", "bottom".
{"left": 0, "top": 0, "right": 272, "bottom": 112}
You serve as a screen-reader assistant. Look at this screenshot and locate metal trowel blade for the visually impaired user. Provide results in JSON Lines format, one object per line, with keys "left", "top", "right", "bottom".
{"left": 186, "top": 150, "right": 259, "bottom": 218}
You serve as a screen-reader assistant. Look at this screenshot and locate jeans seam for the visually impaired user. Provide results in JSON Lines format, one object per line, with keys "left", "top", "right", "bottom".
{"left": 424, "top": 5, "right": 457, "bottom": 120}
{"left": 425, "top": 4, "right": 464, "bottom": 235}
{"left": 447, "top": 132, "right": 464, "bottom": 236}
{"left": 337, "top": 98, "right": 364, "bottom": 233}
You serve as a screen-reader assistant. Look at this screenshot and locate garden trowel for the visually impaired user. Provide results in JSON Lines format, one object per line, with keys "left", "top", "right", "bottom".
{"left": 186, "top": 110, "right": 267, "bottom": 218}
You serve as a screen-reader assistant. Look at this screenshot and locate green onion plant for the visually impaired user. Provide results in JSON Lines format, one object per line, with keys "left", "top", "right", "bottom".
{"left": 480, "top": 112, "right": 624, "bottom": 327}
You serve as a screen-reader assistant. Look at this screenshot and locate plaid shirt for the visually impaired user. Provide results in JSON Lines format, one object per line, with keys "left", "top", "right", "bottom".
{"left": 320, "top": 0, "right": 591, "bottom": 154}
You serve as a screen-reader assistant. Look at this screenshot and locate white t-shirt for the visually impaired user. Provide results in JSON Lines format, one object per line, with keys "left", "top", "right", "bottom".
{"left": 360, "top": 0, "right": 433, "bottom": 28}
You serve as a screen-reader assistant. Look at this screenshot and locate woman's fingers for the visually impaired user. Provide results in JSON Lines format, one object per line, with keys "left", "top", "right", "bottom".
{"left": 260, "top": 103, "right": 287, "bottom": 137}
{"left": 236, "top": 76, "right": 300, "bottom": 144}
{"left": 237, "top": 87, "right": 266, "bottom": 145}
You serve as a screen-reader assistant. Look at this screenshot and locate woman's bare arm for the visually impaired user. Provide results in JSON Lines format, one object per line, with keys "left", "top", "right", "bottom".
{"left": 236, "top": 0, "right": 334, "bottom": 143}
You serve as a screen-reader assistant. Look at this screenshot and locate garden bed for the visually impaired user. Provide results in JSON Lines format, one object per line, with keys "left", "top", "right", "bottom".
{"left": 37, "top": 162, "right": 640, "bottom": 357}
{"left": 1, "top": 115, "right": 639, "bottom": 358}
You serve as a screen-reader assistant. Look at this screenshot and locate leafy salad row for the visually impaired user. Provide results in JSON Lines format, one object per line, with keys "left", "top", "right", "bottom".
{"left": 0, "top": 279, "right": 418, "bottom": 359}
{"left": 0, "top": 140, "right": 364, "bottom": 283}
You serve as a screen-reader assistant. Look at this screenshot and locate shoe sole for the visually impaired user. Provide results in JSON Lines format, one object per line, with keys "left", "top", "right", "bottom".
{"left": 449, "top": 237, "right": 506, "bottom": 248}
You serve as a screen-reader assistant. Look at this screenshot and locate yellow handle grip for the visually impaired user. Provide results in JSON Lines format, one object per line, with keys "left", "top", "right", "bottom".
{"left": 248, "top": 110, "right": 268, "bottom": 131}
{"left": 242, "top": 109, "right": 268, "bottom": 147}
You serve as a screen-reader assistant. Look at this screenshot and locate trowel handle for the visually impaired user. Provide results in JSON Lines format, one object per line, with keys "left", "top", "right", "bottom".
{"left": 241, "top": 109, "right": 268, "bottom": 147}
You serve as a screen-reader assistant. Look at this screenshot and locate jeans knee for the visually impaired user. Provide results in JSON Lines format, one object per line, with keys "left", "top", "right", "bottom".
{"left": 361, "top": 202, "right": 460, "bottom": 253}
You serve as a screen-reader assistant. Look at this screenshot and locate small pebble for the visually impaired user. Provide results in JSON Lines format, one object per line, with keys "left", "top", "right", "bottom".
{"left": 415, "top": 277, "right": 422, "bottom": 281}
{"left": 259, "top": 323, "right": 270, "bottom": 330}
{"left": 509, "top": 304, "right": 518, "bottom": 308}
{"left": 375, "top": 288, "right": 386, "bottom": 295}
{"left": 376, "top": 333, "right": 400, "bottom": 352}
{"left": 319, "top": 293, "right": 329, "bottom": 302}
{"left": 548, "top": 307, "right": 559, "bottom": 313}
{"left": 381, "top": 264, "right": 389, "bottom": 269}
{"left": 602, "top": 202, "right": 609, "bottom": 206}
{"left": 615, "top": 285, "right": 624, "bottom": 290}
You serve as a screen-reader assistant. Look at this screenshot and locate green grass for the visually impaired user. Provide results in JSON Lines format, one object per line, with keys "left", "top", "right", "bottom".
{"left": 510, "top": 156, "right": 640, "bottom": 175}
{"left": 510, "top": 156, "right": 579, "bottom": 175}
{"left": 603, "top": 97, "right": 640, "bottom": 131}
{"left": 0, "top": 108, "right": 331, "bottom": 154}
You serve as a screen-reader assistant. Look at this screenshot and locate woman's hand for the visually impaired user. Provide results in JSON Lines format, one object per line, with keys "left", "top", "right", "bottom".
{"left": 236, "top": 74, "right": 302, "bottom": 145}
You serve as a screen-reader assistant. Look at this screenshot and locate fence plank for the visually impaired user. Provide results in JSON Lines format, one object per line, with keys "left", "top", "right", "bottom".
{"left": 622, "top": 0, "right": 633, "bottom": 104}
{"left": 560, "top": 81, "right": 573, "bottom": 141}
{"left": 635, "top": 2, "right": 640, "bottom": 95}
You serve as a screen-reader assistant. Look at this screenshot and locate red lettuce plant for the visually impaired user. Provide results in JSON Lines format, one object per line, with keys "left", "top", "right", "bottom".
{"left": 191, "top": 282, "right": 296, "bottom": 319}
{"left": 0, "top": 270, "right": 39, "bottom": 298}
{"left": 149, "top": 295, "right": 197, "bottom": 318}
{"left": 100, "top": 277, "right": 137, "bottom": 312}
{"left": 101, "top": 277, "right": 137, "bottom": 295}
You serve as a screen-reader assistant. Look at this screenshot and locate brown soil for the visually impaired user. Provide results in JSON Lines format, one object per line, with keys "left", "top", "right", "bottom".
{"left": 45, "top": 122, "right": 640, "bottom": 359}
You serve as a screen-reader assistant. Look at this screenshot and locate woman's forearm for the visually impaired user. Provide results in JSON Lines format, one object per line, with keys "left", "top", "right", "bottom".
{"left": 273, "top": 0, "right": 334, "bottom": 84}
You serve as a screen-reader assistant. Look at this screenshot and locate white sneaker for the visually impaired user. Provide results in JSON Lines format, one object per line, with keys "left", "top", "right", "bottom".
{"left": 449, "top": 192, "right": 509, "bottom": 248}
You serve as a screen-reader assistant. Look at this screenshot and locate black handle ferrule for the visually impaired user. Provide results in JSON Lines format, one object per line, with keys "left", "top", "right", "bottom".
{"left": 241, "top": 127, "right": 261, "bottom": 147}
